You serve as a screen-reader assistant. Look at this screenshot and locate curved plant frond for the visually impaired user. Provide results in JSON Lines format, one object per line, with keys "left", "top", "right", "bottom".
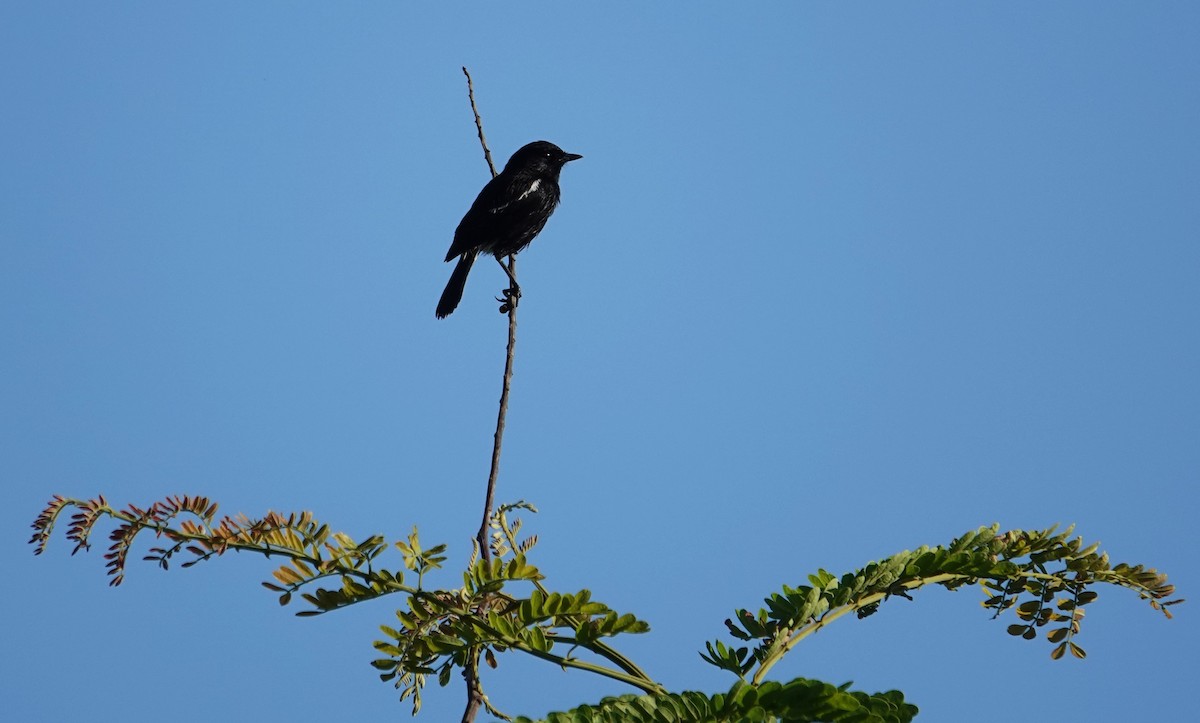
{"left": 705, "top": 525, "right": 1182, "bottom": 684}
{"left": 29, "top": 494, "right": 413, "bottom": 607}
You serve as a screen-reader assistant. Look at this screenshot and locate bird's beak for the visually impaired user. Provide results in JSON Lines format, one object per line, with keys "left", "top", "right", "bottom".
{"left": 563, "top": 152, "right": 583, "bottom": 162}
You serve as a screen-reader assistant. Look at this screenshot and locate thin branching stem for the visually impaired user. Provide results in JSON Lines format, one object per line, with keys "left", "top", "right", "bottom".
{"left": 479, "top": 286, "right": 517, "bottom": 563}
{"left": 462, "top": 65, "right": 515, "bottom": 567}
{"left": 462, "top": 66, "right": 496, "bottom": 177}
{"left": 460, "top": 64, "right": 519, "bottom": 723}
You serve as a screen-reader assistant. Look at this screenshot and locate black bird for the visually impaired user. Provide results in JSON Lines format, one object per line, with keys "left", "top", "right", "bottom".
{"left": 436, "top": 140, "right": 582, "bottom": 318}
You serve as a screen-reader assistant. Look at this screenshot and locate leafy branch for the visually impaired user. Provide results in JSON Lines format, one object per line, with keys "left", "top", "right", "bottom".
{"left": 702, "top": 524, "right": 1182, "bottom": 684}
{"left": 373, "top": 501, "right": 661, "bottom": 714}
{"left": 29, "top": 494, "right": 406, "bottom": 603}
{"left": 29, "top": 494, "right": 659, "bottom": 716}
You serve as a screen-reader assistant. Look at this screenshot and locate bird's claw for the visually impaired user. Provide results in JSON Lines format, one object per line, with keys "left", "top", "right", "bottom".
{"left": 495, "top": 285, "right": 522, "bottom": 313}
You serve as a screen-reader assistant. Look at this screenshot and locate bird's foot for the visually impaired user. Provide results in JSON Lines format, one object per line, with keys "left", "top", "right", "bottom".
{"left": 496, "top": 285, "right": 522, "bottom": 314}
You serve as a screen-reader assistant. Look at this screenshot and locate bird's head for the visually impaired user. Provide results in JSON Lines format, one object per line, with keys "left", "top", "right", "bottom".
{"left": 504, "top": 141, "right": 583, "bottom": 177}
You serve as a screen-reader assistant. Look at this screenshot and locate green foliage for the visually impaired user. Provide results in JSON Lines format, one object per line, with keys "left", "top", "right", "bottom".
{"left": 371, "top": 506, "right": 658, "bottom": 714}
{"left": 30, "top": 498, "right": 1181, "bottom": 720}
{"left": 396, "top": 526, "right": 449, "bottom": 589}
{"left": 29, "top": 495, "right": 660, "bottom": 717}
{"left": 707, "top": 525, "right": 1182, "bottom": 685}
{"left": 515, "top": 679, "right": 916, "bottom": 723}
{"left": 29, "top": 494, "right": 410, "bottom": 609}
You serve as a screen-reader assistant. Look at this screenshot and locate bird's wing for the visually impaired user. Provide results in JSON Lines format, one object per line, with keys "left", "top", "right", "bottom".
{"left": 486, "top": 178, "right": 543, "bottom": 215}
{"left": 445, "top": 174, "right": 553, "bottom": 260}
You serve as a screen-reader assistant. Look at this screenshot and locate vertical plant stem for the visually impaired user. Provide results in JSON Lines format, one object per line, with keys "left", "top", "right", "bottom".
{"left": 478, "top": 272, "right": 516, "bottom": 562}
{"left": 463, "top": 66, "right": 497, "bottom": 177}
{"left": 459, "top": 64, "right": 514, "bottom": 723}
{"left": 461, "top": 66, "right": 510, "bottom": 565}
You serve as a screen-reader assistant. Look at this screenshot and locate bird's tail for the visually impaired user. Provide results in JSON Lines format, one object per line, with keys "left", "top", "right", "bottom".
{"left": 436, "top": 254, "right": 475, "bottom": 319}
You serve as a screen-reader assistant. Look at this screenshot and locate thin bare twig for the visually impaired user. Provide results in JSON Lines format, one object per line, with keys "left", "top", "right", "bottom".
{"left": 480, "top": 282, "right": 517, "bottom": 556}
{"left": 460, "top": 64, "right": 519, "bottom": 723}
{"left": 463, "top": 66, "right": 496, "bottom": 177}
{"left": 462, "top": 66, "right": 516, "bottom": 567}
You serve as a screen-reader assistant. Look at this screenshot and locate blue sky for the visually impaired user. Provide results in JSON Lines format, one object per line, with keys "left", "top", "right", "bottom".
{"left": 2, "top": 4, "right": 1196, "bottom": 721}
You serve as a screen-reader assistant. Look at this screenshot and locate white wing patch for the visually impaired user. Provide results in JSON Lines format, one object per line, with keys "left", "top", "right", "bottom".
{"left": 517, "top": 179, "right": 541, "bottom": 201}
{"left": 489, "top": 179, "right": 541, "bottom": 214}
